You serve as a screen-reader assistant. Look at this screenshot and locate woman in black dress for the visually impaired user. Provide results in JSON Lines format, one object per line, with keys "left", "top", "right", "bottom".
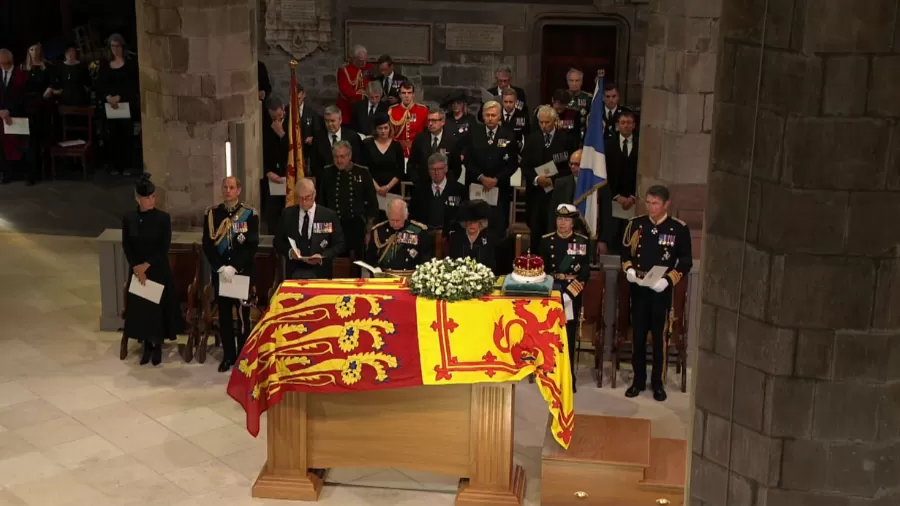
{"left": 22, "top": 43, "right": 55, "bottom": 185}
{"left": 53, "top": 44, "right": 91, "bottom": 107}
{"left": 361, "top": 112, "right": 404, "bottom": 219}
{"left": 122, "top": 174, "right": 183, "bottom": 365}
{"left": 97, "top": 33, "right": 139, "bottom": 175}
{"left": 447, "top": 199, "right": 497, "bottom": 273}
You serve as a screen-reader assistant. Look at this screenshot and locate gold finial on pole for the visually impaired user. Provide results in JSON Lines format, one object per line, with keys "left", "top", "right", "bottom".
{"left": 290, "top": 60, "right": 298, "bottom": 69}
{"left": 598, "top": 69, "right": 606, "bottom": 78}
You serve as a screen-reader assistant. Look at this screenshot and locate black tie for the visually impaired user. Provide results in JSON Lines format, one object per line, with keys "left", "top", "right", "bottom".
{"left": 488, "top": 130, "right": 495, "bottom": 142}
{"left": 505, "top": 114, "right": 511, "bottom": 123}
{"left": 544, "top": 133, "right": 551, "bottom": 148}
{"left": 369, "top": 104, "right": 374, "bottom": 117}
{"left": 622, "top": 138, "right": 628, "bottom": 157}
{"left": 431, "top": 136, "right": 439, "bottom": 152}
{"left": 331, "top": 134, "right": 337, "bottom": 145}
{"left": 300, "top": 212, "right": 310, "bottom": 250}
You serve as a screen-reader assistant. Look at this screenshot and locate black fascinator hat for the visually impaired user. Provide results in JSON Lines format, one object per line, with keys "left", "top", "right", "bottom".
{"left": 373, "top": 111, "right": 390, "bottom": 127}
{"left": 135, "top": 172, "right": 155, "bottom": 197}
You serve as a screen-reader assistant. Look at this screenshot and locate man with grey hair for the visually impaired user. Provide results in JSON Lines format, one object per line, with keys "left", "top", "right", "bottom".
{"left": 409, "top": 151, "right": 467, "bottom": 234}
{"left": 0, "top": 48, "right": 29, "bottom": 185}
{"left": 352, "top": 80, "right": 387, "bottom": 136}
{"left": 275, "top": 177, "right": 346, "bottom": 280}
{"left": 407, "top": 107, "right": 462, "bottom": 184}
{"left": 485, "top": 65, "right": 528, "bottom": 113}
{"left": 316, "top": 140, "right": 378, "bottom": 262}
{"left": 464, "top": 100, "right": 518, "bottom": 234}
{"left": 566, "top": 68, "right": 593, "bottom": 124}
{"left": 311, "top": 105, "right": 361, "bottom": 176}
{"left": 366, "top": 198, "right": 432, "bottom": 275}
{"left": 336, "top": 44, "right": 373, "bottom": 125}
{"left": 523, "top": 104, "right": 578, "bottom": 250}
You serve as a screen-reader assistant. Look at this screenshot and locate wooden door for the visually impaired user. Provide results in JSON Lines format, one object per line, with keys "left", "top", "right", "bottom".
{"left": 541, "top": 24, "right": 618, "bottom": 105}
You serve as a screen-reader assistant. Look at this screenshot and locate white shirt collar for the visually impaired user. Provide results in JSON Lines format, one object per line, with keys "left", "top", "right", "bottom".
{"left": 487, "top": 126, "right": 497, "bottom": 136}
{"left": 619, "top": 133, "right": 632, "bottom": 143}
{"left": 432, "top": 131, "right": 442, "bottom": 144}
{"left": 432, "top": 178, "right": 447, "bottom": 192}
{"left": 299, "top": 204, "right": 316, "bottom": 238}
{"left": 330, "top": 130, "right": 341, "bottom": 142}
{"left": 386, "top": 72, "right": 395, "bottom": 80}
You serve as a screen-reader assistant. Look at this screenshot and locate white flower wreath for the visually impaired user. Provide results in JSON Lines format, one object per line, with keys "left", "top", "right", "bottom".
{"left": 408, "top": 257, "right": 496, "bottom": 302}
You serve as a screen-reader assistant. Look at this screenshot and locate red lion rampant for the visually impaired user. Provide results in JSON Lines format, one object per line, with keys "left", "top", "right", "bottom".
{"left": 493, "top": 300, "right": 566, "bottom": 376}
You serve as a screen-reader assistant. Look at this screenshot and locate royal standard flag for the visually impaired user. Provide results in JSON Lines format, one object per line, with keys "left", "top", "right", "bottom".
{"left": 285, "top": 64, "right": 305, "bottom": 207}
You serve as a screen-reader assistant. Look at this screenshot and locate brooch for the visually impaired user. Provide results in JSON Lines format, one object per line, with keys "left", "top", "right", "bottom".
{"left": 321, "top": 239, "right": 328, "bottom": 248}
{"left": 237, "top": 233, "right": 246, "bottom": 244}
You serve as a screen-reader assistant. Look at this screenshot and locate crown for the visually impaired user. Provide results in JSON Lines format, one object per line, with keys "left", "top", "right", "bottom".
{"left": 514, "top": 253, "right": 544, "bottom": 278}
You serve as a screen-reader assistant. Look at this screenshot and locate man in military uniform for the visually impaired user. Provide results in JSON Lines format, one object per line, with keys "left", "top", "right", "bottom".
{"left": 388, "top": 81, "right": 428, "bottom": 157}
{"left": 621, "top": 185, "right": 692, "bottom": 402}
{"left": 540, "top": 204, "right": 591, "bottom": 391}
{"left": 366, "top": 199, "right": 432, "bottom": 276}
{"left": 316, "top": 140, "right": 379, "bottom": 262}
{"left": 566, "top": 69, "right": 593, "bottom": 139}
{"left": 202, "top": 176, "right": 260, "bottom": 373}
{"left": 499, "top": 88, "right": 530, "bottom": 149}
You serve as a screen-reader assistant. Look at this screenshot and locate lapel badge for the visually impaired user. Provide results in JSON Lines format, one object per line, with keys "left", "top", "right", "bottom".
{"left": 487, "top": 139, "right": 494, "bottom": 145}
{"left": 482, "top": 237, "right": 487, "bottom": 245}
{"left": 663, "top": 250, "right": 671, "bottom": 261}
{"left": 409, "top": 248, "right": 418, "bottom": 258}
{"left": 503, "top": 153, "right": 510, "bottom": 161}
{"left": 237, "top": 233, "right": 246, "bottom": 244}
{"left": 321, "top": 239, "right": 328, "bottom": 248}
{"left": 651, "top": 227, "right": 658, "bottom": 235}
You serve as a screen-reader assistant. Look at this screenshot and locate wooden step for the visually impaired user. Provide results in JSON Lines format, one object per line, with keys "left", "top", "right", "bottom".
{"left": 542, "top": 414, "right": 651, "bottom": 468}
{"left": 640, "top": 438, "right": 687, "bottom": 493}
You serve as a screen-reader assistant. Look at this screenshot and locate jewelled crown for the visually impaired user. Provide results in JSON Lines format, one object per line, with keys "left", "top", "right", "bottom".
{"left": 513, "top": 253, "right": 545, "bottom": 278}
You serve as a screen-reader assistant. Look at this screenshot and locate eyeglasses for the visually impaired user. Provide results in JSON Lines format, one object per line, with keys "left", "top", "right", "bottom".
{"left": 427, "top": 118, "right": 443, "bottom": 122}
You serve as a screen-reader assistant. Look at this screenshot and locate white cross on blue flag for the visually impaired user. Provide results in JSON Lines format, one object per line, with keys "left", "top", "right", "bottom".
{"left": 574, "top": 75, "right": 608, "bottom": 238}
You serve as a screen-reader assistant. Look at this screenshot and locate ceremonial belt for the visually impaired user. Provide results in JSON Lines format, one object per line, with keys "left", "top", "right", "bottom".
{"left": 553, "top": 274, "right": 577, "bottom": 280}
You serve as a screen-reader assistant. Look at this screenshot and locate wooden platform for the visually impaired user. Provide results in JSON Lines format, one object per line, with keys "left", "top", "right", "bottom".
{"left": 541, "top": 414, "right": 686, "bottom": 506}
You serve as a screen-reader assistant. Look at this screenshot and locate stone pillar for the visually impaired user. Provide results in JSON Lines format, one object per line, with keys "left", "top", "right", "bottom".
{"left": 692, "top": 0, "right": 900, "bottom": 505}
{"left": 136, "top": 0, "right": 261, "bottom": 230}
{"left": 638, "top": 0, "right": 721, "bottom": 253}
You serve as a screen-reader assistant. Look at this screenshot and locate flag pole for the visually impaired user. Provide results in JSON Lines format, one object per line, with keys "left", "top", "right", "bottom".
{"left": 286, "top": 60, "right": 299, "bottom": 207}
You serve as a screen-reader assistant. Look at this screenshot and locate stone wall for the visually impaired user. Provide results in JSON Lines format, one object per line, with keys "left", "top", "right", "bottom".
{"left": 259, "top": 0, "right": 652, "bottom": 111}
{"left": 136, "top": 0, "right": 261, "bottom": 229}
{"left": 692, "top": 0, "right": 900, "bottom": 504}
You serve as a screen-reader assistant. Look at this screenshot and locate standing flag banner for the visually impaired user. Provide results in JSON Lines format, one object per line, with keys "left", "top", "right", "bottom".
{"left": 573, "top": 70, "right": 609, "bottom": 238}
{"left": 285, "top": 60, "right": 305, "bottom": 207}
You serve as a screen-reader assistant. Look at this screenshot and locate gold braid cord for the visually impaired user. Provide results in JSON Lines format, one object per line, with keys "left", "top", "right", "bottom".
{"left": 341, "top": 67, "right": 367, "bottom": 100}
{"left": 374, "top": 229, "right": 399, "bottom": 264}
{"left": 207, "top": 209, "right": 233, "bottom": 248}
{"left": 388, "top": 105, "right": 412, "bottom": 138}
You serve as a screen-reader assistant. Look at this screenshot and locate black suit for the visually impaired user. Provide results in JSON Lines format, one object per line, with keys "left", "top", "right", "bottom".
{"left": 500, "top": 108, "right": 530, "bottom": 150}
{"left": 310, "top": 127, "right": 362, "bottom": 177}
{"left": 275, "top": 204, "right": 346, "bottom": 279}
{"left": 407, "top": 129, "right": 462, "bottom": 184}
{"left": 602, "top": 106, "right": 631, "bottom": 139}
{"left": 380, "top": 72, "right": 408, "bottom": 103}
{"left": 605, "top": 133, "right": 639, "bottom": 253}
{"left": 464, "top": 125, "right": 518, "bottom": 234}
{"left": 409, "top": 179, "right": 468, "bottom": 234}
{"left": 261, "top": 116, "right": 289, "bottom": 233}
{"left": 352, "top": 99, "right": 388, "bottom": 137}
{"left": 522, "top": 129, "right": 577, "bottom": 251}
{"left": 479, "top": 86, "right": 528, "bottom": 120}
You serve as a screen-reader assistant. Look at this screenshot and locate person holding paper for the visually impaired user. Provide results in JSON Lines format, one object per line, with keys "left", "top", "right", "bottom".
{"left": 97, "top": 34, "right": 139, "bottom": 175}
{"left": 277, "top": 177, "right": 346, "bottom": 279}
{"left": 22, "top": 43, "right": 55, "bottom": 186}
{"left": 539, "top": 204, "right": 591, "bottom": 392}
{"left": 621, "top": 185, "right": 693, "bottom": 402}
{"left": 122, "top": 173, "right": 183, "bottom": 366}
{"left": 536, "top": 89, "right": 583, "bottom": 145}
{"left": 365, "top": 199, "right": 432, "bottom": 276}
{"left": 0, "top": 48, "right": 30, "bottom": 185}
{"left": 605, "top": 111, "right": 639, "bottom": 253}
{"left": 262, "top": 96, "right": 290, "bottom": 233}
{"left": 315, "top": 141, "right": 377, "bottom": 262}
{"left": 447, "top": 200, "right": 496, "bottom": 273}
{"left": 376, "top": 54, "right": 408, "bottom": 106}
{"left": 523, "top": 105, "right": 577, "bottom": 252}
{"left": 409, "top": 152, "right": 467, "bottom": 235}
{"left": 360, "top": 112, "right": 404, "bottom": 216}
{"left": 463, "top": 100, "right": 518, "bottom": 234}
{"left": 202, "top": 177, "right": 260, "bottom": 373}
{"left": 407, "top": 108, "right": 462, "bottom": 185}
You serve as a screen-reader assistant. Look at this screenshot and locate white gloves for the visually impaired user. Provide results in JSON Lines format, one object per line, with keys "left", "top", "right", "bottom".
{"left": 219, "top": 265, "right": 237, "bottom": 280}
{"left": 652, "top": 278, "right": 668, "bottom": 293}
{"left": 626, "top": 268, "right": 638, "bottom": 284}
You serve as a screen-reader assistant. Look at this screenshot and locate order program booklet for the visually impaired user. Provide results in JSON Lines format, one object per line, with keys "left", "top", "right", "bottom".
{"left": 354, "top": 261, "right": 397, "bottom": 278}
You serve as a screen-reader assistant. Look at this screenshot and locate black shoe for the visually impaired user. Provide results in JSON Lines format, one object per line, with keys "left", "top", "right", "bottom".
{"left": 653, "top": 387, "right": 667, "bottom": 402}
{"left": 625, "top": 384, "right": 645, "bottom": 398}
{"left": 218, "top": 360, "right": 233, "bottom": 373}
{"left": 151, "top": 344, "right": 162, "bottom": 366}
{"left": 140, "top": 342, "right": 152, "bottom": 365}
{"left": 573, "top": 382, "right": 577, "bottom": 393}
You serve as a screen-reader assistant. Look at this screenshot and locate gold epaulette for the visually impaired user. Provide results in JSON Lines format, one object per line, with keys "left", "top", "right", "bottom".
{"left": 584, "top": 91, "right": 594, "bottom": 98}
{"left": 542, "top": 232, "right": 555, "bottom": 238}
{"left": 204, "top": 205, "right": 215, "bottom": 215}
{"left": 324, "top": 164, "right": 335, "bottom": 169}
{"left": 410, "top": 220, "right": 428, "bottom": 230}
{"left": 673, "top": 217, "right": 687, "bottom": 226}
{"left": 240, "top": 203, "right": 258, "bottom": 215}
{"left": 575, "top": 232, "right": 589, "bottom": 240}
{"left": 629, "top": 214, "right": 647, "bottom": 222}
{"left": 372, "top": 220, "right": 387, "bottom": 231}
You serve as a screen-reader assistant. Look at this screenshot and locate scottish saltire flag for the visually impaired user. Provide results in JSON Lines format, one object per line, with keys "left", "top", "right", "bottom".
{"left": 574, "top": 75, "right": 608, "bottom": 238}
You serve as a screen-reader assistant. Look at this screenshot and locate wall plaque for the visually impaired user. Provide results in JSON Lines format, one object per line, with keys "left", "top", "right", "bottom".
{"left": 445, "top": 23, "right": 504, "bottom": 52}
{"left": 264, "top": 0, "right": 333, "bottom": 61}
{"left": 345, "top": 21, "right": 433, "bottom": 64}
{"left": 281, "top": 0, "right": 317, "bottom": 23}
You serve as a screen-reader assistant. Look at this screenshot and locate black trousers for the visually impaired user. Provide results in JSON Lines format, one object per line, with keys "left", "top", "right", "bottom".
{"left": 217, "top": 295, "right": 252, "bottom": 363}
{"left": 265, "top": 196, "right": 286, "bottom": 234}
{"left": 529, "top": 189, "right": 551, "bottom": 253}
{"left": 630, "top": 285, "right": 671, "bottom": 389}
{"left": 106, "top": 118, "right": 134, "bottom": 172}
{"left": 341, "top": 217, "right": 367, "bottom": 261}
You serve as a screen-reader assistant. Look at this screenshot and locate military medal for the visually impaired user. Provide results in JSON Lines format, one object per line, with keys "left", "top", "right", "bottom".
{"left": 321, "top": 239, "right": 328, "bottom": 248}
{"left": 488, "top": 139, "right": 494, "bottom": 145}
{"left": 409, "top": 248, "right": 417, "bottom": 258}
{"left": 237, "top": 233, "right": 246, "bottom": 244}
{"left": 652, "top": 227, "right": 658, "bottom": 235}
{"left": 663, "top": 250, "right": 671, "bottom": 261}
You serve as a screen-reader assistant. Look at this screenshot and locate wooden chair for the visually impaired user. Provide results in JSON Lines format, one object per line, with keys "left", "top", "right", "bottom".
{"left": 193, "top": 249, "right": 279, "bottom": 364}
{"left": 50, "top": 106, "right": 94, "bottom": 180}
{"left": 611, "top": 272, "right": 690, "bottom": 392}
{"left": 579, "top": 269, "right": 606, "bottom": 387}
{"left": 120, "top": 243, "right": 202, "bottom": 361}
{"left": 431, "top": 230, "right": 444, "bottom": 259}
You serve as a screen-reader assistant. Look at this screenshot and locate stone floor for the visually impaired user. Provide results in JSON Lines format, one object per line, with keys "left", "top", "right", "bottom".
{"left": 0, "top": 231, "right": 690, "bottom": 506}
